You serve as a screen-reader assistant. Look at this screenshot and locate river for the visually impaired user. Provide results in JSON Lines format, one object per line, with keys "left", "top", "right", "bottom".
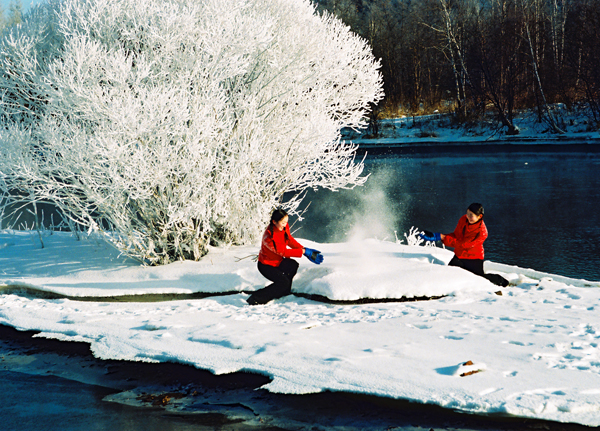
{"left": 298, "top": 143, "right": 600, "bottom": 281}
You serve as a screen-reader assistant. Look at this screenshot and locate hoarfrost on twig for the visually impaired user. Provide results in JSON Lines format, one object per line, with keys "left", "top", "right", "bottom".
{"left": 396, "top": 227, "right": 439, "bottom": 248}
{"left": 0, "top": 0, "right": 383, "bottom": 264}
{"left": 405, "top": 226, "right": 424, "bottom": 246}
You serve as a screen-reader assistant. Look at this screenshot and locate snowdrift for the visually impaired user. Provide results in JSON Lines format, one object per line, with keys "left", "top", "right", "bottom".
{"left": 2, "top": 230, "right": 600, "bottom": 426}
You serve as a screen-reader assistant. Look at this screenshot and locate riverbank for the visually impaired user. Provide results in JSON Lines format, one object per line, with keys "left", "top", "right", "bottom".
{"left": 0, "top": 324, "right": 593, "bottom": 431}
{"left": 347, "top": 109, "right": 600, "bottom": 149}
{"left": 2, "top": 230, "right": 600, "bottom": 427}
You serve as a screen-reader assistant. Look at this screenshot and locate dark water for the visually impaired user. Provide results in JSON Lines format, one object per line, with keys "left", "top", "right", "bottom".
{"left": 295, "top": 144, "right": 600, "bottom": 281}
{"left": 0, "top": 326, "right": 588, "bottom": 431}
{"left": 0, "top": 372, "right": 206, "bottom": 431}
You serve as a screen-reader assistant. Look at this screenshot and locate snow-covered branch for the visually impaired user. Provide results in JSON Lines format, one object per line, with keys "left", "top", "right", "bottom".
{"left": 0, "top": 0, "right": 383, "bottom": 264}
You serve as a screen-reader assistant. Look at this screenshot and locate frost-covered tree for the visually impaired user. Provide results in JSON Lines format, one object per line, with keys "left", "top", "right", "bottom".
{"left": 0, "top": 0, "right": 383, "bottom": 264}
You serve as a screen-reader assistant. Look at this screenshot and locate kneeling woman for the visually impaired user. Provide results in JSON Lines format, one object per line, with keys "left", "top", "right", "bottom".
{"left": 420, "top": 203, "right": 508, "bottom": 287}
{"left": 248, "top": 209, "right": 323, "bottom": 305}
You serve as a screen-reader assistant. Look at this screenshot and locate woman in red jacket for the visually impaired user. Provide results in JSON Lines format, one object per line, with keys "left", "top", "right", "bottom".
{"left": 247, "top": 208, "right": 323, "bottom": 305}
{"left": 420, "top": 203, "right": 508, "bottom": 287}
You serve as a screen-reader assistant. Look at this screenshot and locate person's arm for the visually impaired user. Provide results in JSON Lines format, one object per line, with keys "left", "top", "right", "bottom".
{"left": 441, "top": 217, "right": 463, "bottom": 248}
{"left": 285, "top": 225, "right": 304, "bottom": 255}
{"left": 278, "top": 225, "right": 304, "bottom": 258}
{"left": 282, "top": 245, "right": 304, "bottom": 258}
{"left": 286, "top": 225, "right": 324, "bottom": 264}
{"left": 262, "top": 230, "right": 303, "bottom": 259}
{"left": 285, "top": 224, "right": 303, "bottom": 250}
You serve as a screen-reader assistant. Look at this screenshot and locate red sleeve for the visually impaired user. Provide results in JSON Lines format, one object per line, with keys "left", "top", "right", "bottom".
{"left": 285, "top": 224, "right": 303, "bottom": 249}
{"left": 283, "top": 224, "right": 303, "bottom": 258}
{"left": 442, "top": 216, "right": 465, "bottom": 249}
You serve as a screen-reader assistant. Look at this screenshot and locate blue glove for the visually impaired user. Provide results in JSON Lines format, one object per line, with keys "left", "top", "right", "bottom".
{"left": 419, "top": 230, "right": 442, "bottom": 242}
{"left": 304, "top": 248, "right": 324, "bottom": 264}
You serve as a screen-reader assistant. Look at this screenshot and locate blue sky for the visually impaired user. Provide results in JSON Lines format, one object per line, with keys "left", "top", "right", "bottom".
{"left": 1, "top": 0, "right": 42, "bottom": 15}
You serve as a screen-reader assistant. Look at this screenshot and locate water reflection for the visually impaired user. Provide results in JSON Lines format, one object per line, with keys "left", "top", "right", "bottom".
{"left": 296, "top": 146, "right": 600, "bottom": 281}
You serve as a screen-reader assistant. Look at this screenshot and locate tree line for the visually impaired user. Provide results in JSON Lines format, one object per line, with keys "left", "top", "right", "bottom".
{"left": 315, "top": 0, "right": 600, "bottom": 132}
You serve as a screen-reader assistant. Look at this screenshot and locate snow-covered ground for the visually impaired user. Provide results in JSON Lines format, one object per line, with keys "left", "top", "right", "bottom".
{"left": 2, "top": 230, "right": 600, "bottom": 426}
{"left": 347, "top": 108, "right": 600, "bottom": 146}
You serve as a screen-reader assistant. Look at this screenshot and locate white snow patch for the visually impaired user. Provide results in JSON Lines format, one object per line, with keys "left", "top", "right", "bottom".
{"left": 2, "top": 230, "right": 600, "bottom": 426}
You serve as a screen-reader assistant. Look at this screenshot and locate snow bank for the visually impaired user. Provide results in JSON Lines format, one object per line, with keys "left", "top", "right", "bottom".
{"left": 0, "top": 231, "right": 489, "bottom": 300}
{"left": 349, "top": 110, "right": 600, "bottom": 146}
{"left": 2, "top": 230, "right": 600, "bottom": 426}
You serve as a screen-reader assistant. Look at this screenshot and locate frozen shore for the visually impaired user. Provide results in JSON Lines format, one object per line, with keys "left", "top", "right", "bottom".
{"left": 0, "top": 324, "right": 593, "bottom": 431}
{"left": 347, "top": 110, "right": 600, "bottom": 148}
{"left": 2, "top": 230, "right": 600, "bottom": 426}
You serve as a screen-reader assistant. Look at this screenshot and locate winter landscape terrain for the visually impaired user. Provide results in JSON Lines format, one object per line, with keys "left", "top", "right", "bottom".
{"left": 2, "top": 220, "right": 600, "bottom": 428}
{"left": 1, "top": 108, "right": 600, "bottom": 430}
{"left": 348, "top": 106, "right": 600, "bottom": 147}
{"left": 2, "top": 0, "right": 599, "bottom": 428}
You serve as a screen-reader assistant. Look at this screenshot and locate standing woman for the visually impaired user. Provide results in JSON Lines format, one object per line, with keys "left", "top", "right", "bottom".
{"left": 248, "top": 208, "right": 323, "bottom": 305}
{"left": 420, "top": 203, "right": 508, "bottom": 287}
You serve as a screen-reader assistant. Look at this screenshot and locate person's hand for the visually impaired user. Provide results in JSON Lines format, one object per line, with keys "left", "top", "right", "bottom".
{"left": 419, "top": 230, "right": 442, "bottom": 242}
{"left": 304, "top": 248, "right": 324, "bottom": 264}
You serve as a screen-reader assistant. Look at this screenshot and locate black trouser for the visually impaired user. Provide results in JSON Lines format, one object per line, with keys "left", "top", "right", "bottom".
{"left": 448, "top": 256, "right": 508, "bottom": 287}
{"left": 249, "top": 258, "right": 299, "bottom": 305}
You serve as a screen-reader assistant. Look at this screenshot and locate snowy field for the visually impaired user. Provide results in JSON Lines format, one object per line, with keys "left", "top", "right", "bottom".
{"left": 2, "top": 230, "right": 600, "bottom": 426}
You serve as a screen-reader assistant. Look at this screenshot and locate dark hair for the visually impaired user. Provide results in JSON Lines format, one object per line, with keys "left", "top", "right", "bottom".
{"left": 270, "top": 208, "right": 288, "bottom": 223}
{"left": 467, "top": 203, "right": 484, "bottom": 216}
{"left": 268, "top": 208, "right": 289, "bottom": 240}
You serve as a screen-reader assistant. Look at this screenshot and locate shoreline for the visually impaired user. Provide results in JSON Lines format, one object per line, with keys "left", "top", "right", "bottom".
{"left": 353, "top": 137, "right": 600, "bottom": 155}
{"left": 0, "top": 323, "right": 594, "bottom": 431}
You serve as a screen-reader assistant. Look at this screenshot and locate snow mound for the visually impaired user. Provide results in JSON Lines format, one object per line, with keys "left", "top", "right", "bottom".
{"left": 0, "top": 231, "right": 495, "bottom": 300}
{"left": 3, "top": 230, "right": 600, "bottom": 426}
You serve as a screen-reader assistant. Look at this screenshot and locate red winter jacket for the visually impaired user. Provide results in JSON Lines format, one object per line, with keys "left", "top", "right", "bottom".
{"left": 258, "top": 223, "right": 304, "bottom": 267}
{"left": 442, "top": 215, "right": 488, "bottom": 260}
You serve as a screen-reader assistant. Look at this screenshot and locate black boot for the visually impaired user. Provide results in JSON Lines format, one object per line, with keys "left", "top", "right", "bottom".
{"left": 484, "top": 273, "right": 509, "bottom": 287}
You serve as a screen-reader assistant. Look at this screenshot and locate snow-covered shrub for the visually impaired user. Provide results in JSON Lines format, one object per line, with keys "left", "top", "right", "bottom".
{"left": 396, "top": 227, "right": 439, "bottom": 248}
{"left": 0, "top": 0, "right": 383, "bottom": 264}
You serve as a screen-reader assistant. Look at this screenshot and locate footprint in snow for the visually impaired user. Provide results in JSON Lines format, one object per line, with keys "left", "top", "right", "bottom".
{"left": 506, "top": 340, "right": 533, "bottom": 347}
{"left": 442, "top": 335, "right": 464, "bottom": 340}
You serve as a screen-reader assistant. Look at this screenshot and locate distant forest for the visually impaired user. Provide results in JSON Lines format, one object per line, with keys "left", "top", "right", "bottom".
{"left": 2, "top": 0, "right": 598, "bottom": 131}
{"left": 315, "top": 0, "right": 600, "bottom": 130}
